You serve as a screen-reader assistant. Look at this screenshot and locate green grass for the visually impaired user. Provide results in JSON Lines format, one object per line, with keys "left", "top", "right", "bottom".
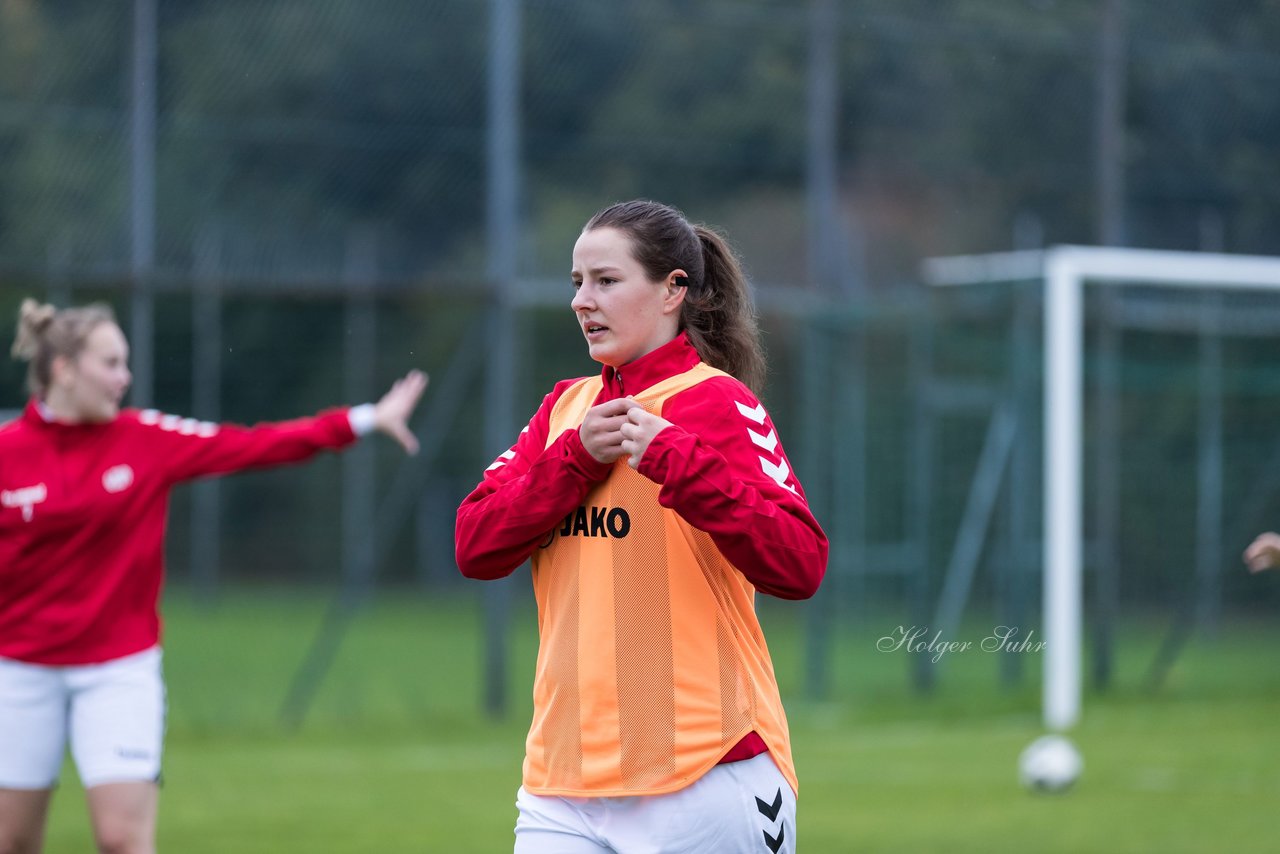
{"left": 43, "top": 590, "right": 1280, "bottom": 852}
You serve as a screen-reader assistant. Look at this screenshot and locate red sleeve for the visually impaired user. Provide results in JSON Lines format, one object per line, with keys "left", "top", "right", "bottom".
{"left": 637, "top": 377, "right": 828, "bottom": 600}
{"left": 455, "top": 380, "right": 612, "bottom": 580}
{"left": 127, "top": 408, "right": 358, "bottom": 484}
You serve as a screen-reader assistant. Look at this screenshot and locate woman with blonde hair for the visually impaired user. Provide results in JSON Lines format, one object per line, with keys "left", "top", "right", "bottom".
{"left": 0, "top": 299, "right": 426, "bottom": 854}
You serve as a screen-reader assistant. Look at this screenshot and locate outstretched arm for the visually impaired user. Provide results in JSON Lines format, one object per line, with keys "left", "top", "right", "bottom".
{"left": 145, "top": 370, "right": 429, "bottom": 483}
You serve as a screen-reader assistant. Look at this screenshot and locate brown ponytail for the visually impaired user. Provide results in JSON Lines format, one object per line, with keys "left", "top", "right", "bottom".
{"left": 685, "top": 225, "right": 765, "bottom": 395}
{"left": 583, "top": 200, "right": 766, "bottom": 396}
{"left": 11, "top": 298, "right": 117, "bottom": 398}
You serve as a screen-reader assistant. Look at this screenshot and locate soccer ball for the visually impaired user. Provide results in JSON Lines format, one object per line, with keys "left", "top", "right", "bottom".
{"left": 1018, "top": 734, "right": 1083, "bottom": 793}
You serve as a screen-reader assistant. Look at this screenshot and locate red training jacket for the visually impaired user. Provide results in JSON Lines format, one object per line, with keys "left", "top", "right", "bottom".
{"left": 455, "top": 333, "right": 828, "bottom": 600}
{"left": 0, "top": 401, "right": 358, "bottom": 665}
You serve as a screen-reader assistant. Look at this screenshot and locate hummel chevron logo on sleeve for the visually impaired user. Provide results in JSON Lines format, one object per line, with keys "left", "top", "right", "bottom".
{"left": 485, "top": 449, "right": 516, "bottom": 472}
{"left": 760, "top": 457, "right": 796, "bottom": 492}
{"left": 735, "top": 400, "right": 767, "bottom": 424}
{"left": 736, "top": 400, "right": 793, "bottom": 491}
{"left": 747, "top": 427, "right": 779, "bottom": 454}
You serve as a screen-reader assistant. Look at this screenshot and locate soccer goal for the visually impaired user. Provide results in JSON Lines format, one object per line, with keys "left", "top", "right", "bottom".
{"left": 923, "top": 245, "right": 1280, "bottom": 732}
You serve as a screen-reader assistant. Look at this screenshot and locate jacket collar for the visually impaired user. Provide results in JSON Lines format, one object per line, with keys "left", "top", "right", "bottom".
{"left": 23, "top": 399, "right": 50, "bottom": 427}
{"left": 600, "top": 332, "right": 701, "bottom": 398}
{"left": 22, "top": 398, "right": 116, "bottom": 433}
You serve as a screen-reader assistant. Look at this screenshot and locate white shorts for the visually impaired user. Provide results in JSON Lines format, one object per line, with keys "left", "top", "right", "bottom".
{"left": 0, "top": 647, "right": 166, "bottom": 790}
{"left": 514, "top": 752, "right": 796, "bottom": 853}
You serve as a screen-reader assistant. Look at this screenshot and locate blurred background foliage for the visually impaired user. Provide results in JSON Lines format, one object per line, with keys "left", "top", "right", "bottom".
{"left": 3, "top": 0, "right": 1280, "bottom": 285}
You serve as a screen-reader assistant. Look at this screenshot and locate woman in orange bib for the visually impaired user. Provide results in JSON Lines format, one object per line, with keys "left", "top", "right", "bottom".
{"left": 456, "top": 200, "right": 828, "bottom": 853}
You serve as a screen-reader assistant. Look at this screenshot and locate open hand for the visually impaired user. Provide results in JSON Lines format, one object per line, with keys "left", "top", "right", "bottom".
{"left": 1244, "top": 532, "right": 1280, "bottom": 573}
{"left": 373, "top": 370, "right": 429, "bottom": 455}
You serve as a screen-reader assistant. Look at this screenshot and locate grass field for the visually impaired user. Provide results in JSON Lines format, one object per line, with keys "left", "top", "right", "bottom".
{"left": 43, "top": 588, "right": 1280, "bottom": 852}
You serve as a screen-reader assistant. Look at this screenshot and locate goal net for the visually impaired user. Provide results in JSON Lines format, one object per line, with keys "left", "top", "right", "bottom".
{"left": 923, "top": 245, "right": 1280, "bottom": 732}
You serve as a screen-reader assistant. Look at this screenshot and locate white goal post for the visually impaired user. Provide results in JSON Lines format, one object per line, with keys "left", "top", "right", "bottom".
{"left": 923, "top": 245, "right": 1280, "bottom": 732}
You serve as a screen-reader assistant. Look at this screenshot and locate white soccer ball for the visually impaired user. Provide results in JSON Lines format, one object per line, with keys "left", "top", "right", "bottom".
{"left": 1018, "top": 734, "right": 1083, "bottom": 793}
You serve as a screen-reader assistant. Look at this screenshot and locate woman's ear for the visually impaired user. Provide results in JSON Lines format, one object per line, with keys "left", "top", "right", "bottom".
{"left": 50, "top": 354, "right": 75, "bottom": 389}
{"left": 663, "top": 270, "right": 689, "bottom": 314}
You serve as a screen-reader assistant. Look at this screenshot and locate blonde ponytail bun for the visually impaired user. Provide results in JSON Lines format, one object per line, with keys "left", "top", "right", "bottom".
{"left": 12, "top": 298, "right": 57, "bottom": 361}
